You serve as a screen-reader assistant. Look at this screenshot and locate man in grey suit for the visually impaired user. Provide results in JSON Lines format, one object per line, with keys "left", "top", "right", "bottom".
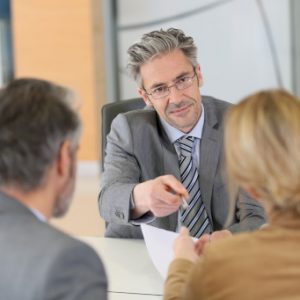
{"left": 99, "top": 28, "right": 265, "bottom": 239}
{"left": 0, "top": 78, "right": 107, "bottom": 299}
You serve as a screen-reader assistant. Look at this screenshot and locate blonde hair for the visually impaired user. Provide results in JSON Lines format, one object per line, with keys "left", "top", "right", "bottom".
{"left": 225, "top": 89, "right": 300, "bottom": 214}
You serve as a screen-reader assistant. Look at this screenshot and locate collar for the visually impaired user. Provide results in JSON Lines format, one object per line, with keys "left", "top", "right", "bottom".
{"left": 0, "top": 190, "right": 48, "bottom": 222}
{"left": 159, "top": 103, "right": 205, "bottom": 143}
{"left": 29, "top": 207, "right": 47, "bottom": 222}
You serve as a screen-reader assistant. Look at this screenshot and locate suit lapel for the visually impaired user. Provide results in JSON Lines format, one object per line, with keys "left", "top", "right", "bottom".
{"left": 199, "top": 98, "right": 223, "bottom": 224}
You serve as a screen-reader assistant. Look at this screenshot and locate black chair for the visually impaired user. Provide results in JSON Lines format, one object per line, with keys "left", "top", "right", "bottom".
{"left": 101, "top": 97, "right": 145, "bottom": 171}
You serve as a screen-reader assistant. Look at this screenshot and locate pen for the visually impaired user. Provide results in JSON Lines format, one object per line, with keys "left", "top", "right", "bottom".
{"left": 181, "top": 197, "right": 188, "bottom": 209}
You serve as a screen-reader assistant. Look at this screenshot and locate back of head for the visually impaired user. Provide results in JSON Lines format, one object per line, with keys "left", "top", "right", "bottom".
{"left": 127, "top": 28, "right": 198, "bottom": 85}
{"left": 225, "top": 89, "right": 300, "bottom": 211}
{"left": 0, "top": 78, "right": 81, "bottom": 192}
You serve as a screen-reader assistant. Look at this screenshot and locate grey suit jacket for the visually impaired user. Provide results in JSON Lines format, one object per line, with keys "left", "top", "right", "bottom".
{"left": 0, "top": 192, "right": 107, "bottom": 300}
{"left": 99, "top": 96, "right": 266, "bottom": 238}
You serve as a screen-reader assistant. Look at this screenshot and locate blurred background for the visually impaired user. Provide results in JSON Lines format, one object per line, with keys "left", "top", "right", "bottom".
{"left": 0, "top": 0, "right": 299, "bottom": 236}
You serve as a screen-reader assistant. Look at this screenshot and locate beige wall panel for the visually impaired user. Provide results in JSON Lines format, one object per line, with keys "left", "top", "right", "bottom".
{"left": 51, "top": 174, "right": 105, "bottom": 237}
{"left": 11, "top": 0, "right": 106, "bottom": 161}
{"left": 11, "top": 0, "right": 107, "bottom": 236}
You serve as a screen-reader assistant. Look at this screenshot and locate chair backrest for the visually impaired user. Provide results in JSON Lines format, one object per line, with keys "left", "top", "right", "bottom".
{"left": 101, "top": 98, "right": 145, "bottom": 171}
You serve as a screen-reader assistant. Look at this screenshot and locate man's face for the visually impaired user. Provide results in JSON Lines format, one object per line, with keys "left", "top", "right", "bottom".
{"left": 53, "top": 147, "right": 77, "bottom": 218}
{"left": 139, "top": 49, "right": 204, "bottom": 133}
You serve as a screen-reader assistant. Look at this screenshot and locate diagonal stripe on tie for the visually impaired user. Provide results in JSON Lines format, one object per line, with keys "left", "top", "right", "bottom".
{"left": 177, "top": 135, "right": 212, "bottom": 238}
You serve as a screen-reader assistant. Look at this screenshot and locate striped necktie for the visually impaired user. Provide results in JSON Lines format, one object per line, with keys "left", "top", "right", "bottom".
{"left": 177, "top": 136, "right": 212, "bottom": 237}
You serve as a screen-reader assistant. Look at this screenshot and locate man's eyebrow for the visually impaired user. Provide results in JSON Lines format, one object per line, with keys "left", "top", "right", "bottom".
{"left": 174, "top": 71, "right": 190, "bottom": 80}
{"left": 149, "top": 82, "right": 166, "bottom": 90}
{"left": 149, "top": 70, "right": 192, "bottom": 90}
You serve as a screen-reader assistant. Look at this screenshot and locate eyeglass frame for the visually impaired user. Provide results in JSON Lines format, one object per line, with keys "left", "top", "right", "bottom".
{"left": 143, "top": 67, "right": 198, "bottom": 100}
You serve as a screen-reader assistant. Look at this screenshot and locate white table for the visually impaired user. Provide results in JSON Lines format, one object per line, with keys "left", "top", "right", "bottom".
{"left": 109, "top": 293, "right": 162, "bottom": 300}
{"left": 79, "top": 237, "right": 164, "bottom": 300}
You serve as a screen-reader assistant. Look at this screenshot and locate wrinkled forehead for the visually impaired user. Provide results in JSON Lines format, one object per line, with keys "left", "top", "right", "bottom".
{"left": 140, "top": 49, "right": 194, "bottom": 89}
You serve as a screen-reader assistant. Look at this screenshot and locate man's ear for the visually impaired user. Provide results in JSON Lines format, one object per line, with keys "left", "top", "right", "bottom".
{"left": 195, "top": 64, "right": 204, "bottom": 88}
{"left": 56, "top": 140, "right": 72, "bottom": 177}
{"left": 138, "top": 88, "right": 152, "bottom": 107}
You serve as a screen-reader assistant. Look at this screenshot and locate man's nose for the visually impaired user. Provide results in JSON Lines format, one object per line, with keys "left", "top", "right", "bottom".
{"left": 168, "top": 85, "right": 183, "bottom": 103}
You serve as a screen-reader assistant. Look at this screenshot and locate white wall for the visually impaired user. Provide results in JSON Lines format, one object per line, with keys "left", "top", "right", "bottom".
{"left": 116, "top": 0, "right": 291, "bottom": 103}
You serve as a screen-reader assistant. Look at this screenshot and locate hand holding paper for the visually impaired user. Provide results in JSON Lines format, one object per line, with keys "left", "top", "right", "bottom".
{"left": 141, "top": 224, "right": 198, "bottom": 279}
{"left": 141, "top": 223, "right": 233, "bottom": 280}
{"left": 173, "top": 227, "right": 198, "bottom": 262}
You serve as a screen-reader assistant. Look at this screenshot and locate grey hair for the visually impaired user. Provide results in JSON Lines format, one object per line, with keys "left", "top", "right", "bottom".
{"left": 127, "top": 28, "right": 198, "bottom": 85}
{"left": 0, "top": 78, "right": 81, "bottom": 191}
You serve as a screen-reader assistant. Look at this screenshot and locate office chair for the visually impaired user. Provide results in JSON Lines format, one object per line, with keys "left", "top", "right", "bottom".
{"left": 101, "top": 97, "right": 145, "bottom": 171}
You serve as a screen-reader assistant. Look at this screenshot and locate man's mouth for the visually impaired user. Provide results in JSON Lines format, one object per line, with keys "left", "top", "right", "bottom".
{"left": 170, "top": 103, "right": 192, "bottom": 115}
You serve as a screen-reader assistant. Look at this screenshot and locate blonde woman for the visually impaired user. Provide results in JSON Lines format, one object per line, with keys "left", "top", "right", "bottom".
{"left": 164, "top": 89, "right": 300, "bottom": 300}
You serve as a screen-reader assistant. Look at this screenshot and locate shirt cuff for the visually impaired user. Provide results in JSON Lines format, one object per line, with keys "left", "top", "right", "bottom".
{"left": 130, "top": 211, "right": 155, "bottom": 225}
{"left": 128, "top": 189, "right": 155, "bottom": 225}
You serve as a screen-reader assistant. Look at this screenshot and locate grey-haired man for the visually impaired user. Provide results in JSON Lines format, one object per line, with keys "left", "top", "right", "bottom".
{"left": 99, "top": 28, "right": 265, "bottom": 239}
{"left": 0, "top": 78, "right": 107, "bottom": 300}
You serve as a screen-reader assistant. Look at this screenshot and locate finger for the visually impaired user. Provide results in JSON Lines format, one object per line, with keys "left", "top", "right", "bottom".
{"left": 150, "top": 197, "right": 183, "bottom": 216}
{"left": 196, "top": 234, "right": 210, "bottom": 245}
{"left": 179, "top": 226, "right": 190, "bottom": 236}
{"left": 210, "top": 230, "right": 232, "bottom": 241}
{"left": 195, "top": 234, "right": 210, "bottom": 254}
{"left": 151, "top": 195, "right": 181, "bottom": 211}
{"left": 160, "top": 175, "right": 189, "bottom": 199}
{"left": 152, "top": 207, "right": 179, "bottom": 217}
{"left": 195, "top": 240, "right": 207, "bottom": 255}
{"left": 155, "top": 189, "right": 183, "bottom": 207}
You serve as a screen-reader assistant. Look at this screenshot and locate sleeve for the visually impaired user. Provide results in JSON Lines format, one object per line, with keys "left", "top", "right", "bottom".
{"left": 98, "top": 113, "right": 142, "bottom": 225}
{"left": 44, "top": 241, "right": 108, "bottom": 300}
{"left": 227, "top": 189, "right": 266, "bottom": 233}
{"left": 164, "top": 259, "right": 195, "bottom": 300}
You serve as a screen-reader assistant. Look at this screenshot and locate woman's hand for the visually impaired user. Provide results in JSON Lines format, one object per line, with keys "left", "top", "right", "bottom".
{"left": 173, "top": 227, "right": 198, "bottom": 263}
{"left": 195, "top": 229, "right": 232, "bottom": 255}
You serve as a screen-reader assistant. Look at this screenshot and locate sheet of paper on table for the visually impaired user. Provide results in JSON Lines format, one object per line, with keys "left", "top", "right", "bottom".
{"left": 141, "top": 224, "right": 179, "bottom": 279}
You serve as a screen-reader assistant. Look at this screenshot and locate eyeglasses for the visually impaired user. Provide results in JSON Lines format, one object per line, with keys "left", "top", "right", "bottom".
{"left": 144, "top": 69, "right": 197, "bottom": 100}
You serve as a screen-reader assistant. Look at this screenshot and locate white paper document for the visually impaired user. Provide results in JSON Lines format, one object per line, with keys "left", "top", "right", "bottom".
{"left": 141, "top": 224, "right": 179, "bottom": 279}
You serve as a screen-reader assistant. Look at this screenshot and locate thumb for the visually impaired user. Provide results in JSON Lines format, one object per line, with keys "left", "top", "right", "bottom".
{"left": 180, "top": 226, "right": 190, "bottom": 236}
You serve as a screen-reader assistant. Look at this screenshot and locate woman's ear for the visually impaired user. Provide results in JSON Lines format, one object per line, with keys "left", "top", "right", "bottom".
{"left": 244, "top": 186, "right": 261, "bottom": 201}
